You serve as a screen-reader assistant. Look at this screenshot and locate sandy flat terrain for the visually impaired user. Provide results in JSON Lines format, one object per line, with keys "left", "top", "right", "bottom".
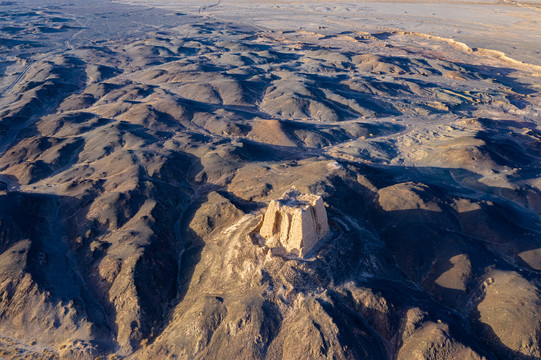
{"left": 121, "top": 0, "right": 541, "bottom": 66}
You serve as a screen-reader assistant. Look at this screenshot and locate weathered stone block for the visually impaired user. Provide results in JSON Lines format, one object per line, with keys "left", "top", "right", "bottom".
{"left": 260, "top": 188, "right": 329, "bottom": 256}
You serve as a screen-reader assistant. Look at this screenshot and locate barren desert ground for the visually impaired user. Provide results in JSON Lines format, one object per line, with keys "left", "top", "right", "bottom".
{"left": 0, "top": 0, "right": 541, "bottom": 358}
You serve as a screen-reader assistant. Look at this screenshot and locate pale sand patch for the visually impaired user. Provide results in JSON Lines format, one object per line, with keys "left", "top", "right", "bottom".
{"left": 118, "top": 0, "right": 541, "bottom": 66}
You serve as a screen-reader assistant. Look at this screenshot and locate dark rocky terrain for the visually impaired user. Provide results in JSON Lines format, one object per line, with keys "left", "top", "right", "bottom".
{"left": 1, "top": 0, "right": 541, "bottom": 359}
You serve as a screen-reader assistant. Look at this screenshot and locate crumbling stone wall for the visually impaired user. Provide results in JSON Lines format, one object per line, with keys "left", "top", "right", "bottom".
{"left": 260, "top": 188, "right": 329, "bottom": 256}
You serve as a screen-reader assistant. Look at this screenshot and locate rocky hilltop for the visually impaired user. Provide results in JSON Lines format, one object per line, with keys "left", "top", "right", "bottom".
{"left": 0, "top": 1, "right": 541, "bottom": 359}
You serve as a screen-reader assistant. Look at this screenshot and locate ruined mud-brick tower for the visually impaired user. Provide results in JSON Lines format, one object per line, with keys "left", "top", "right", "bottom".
{"left": 260, "top": 187, "right": 330, "bottom": 256}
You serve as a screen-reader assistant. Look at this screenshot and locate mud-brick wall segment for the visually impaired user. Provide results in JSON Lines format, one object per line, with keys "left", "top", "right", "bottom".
{"left": 260, "top": 188, "right": 329, "bottom": 256}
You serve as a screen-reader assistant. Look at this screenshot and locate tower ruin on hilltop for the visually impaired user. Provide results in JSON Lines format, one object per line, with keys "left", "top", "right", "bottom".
{"left": 260, "top": 188, "right": 329, "bottom": 257}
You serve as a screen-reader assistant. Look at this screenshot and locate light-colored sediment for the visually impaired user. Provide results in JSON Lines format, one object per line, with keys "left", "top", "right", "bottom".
{"left": 121, "top": 0, "right": 541, "bottom": 67}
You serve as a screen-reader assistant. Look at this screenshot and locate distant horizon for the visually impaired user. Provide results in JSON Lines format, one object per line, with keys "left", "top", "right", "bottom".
{"left": 120, "top": 0, "right": 541, "bottom": 66}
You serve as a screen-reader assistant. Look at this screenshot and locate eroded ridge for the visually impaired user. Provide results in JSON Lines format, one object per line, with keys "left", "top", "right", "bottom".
{"left": 260, "top": 187, "right": 329, "bottom": 256}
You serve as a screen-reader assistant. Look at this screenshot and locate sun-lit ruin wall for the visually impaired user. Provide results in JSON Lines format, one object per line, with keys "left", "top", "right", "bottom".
{"left": 260, "top": 188, "right": 329, "bottom": 256}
